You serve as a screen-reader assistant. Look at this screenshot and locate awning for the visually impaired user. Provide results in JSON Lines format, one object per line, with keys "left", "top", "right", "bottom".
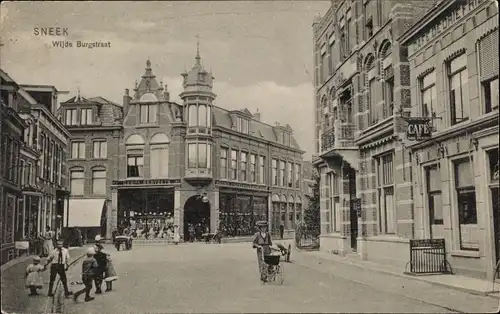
{"left": 68, "top": 198, "right": 106, "bottom": 228}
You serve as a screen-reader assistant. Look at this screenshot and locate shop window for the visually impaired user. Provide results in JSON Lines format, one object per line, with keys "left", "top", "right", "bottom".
{"left": 454, "top": 158, "right": 478, "bottom": 251}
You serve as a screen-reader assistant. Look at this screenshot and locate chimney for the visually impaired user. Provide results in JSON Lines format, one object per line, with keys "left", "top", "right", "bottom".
{"left": 123, "top": 88, "right": 130, "bottom": 115}
{"left": 164, "top": 85, "right": 170, "bottom": 101}
{"left": 253, "top": 109, "right": 261, "bottom": 121}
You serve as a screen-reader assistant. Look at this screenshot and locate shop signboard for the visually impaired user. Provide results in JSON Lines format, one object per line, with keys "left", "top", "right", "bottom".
{"left": 406, "top": 117, "right": 432, "bottom": 141}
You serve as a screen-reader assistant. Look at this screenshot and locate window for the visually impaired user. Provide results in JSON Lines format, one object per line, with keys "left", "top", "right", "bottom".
{"left": 421, "top": 71, "right": 441, "bottom": 131}
{"left": 454, "top": 158, "right": 478, "bottom": 251}
{"left": 250, "top": 154, "right": 256, "bottom": 183}
{"left": 187, "top": 143, "right": 211, "bottom": 169}
{"left": 272, "top": 159, "right": 278, "bottom": 186}
{"left": 484, "top": 77, "right": 499, "bottom": 113}
{"left": 70, "top": 170, "right": 84, "bottom": 195}
{"left": 287, "top": 162, "right": 293, "bottom": 187}
{"left": 71, "top": 142, "right": 85, "bottom": 159}
{"left": 93, "top": 141, "right": 107, "bottom": 159}
{"left": 65, "top": 109, "right": 77, "bottom": 125}
{"left": 140, "top": 104, "right": 157, "bottom": 124}
{"left": 479, "top": 29, "right": 499, "bottom": 114}
{"left": 329, "top": 40, "right": 335, "bottom": 74}
{"left": 198, "top": 104, "right": 207, "bottom": 127}
{"left": 92, "top": 170, "right": 106, "bottom": 195}
{"left": 364, "top": 0, "right": 375, "bottom": 39}
{"left": 384, "top": 76, "right": 394, "bottom": 119}
{"left": 369, "top": 78, "right": 377, "bottom": 125}
{"left": 188, "top": 105, "right": 197, "bottom": 127}
{"left": 80, "top": 108, "right": 92, "bottom": 125}
{"left": 150, "top": 146, "right": 169, "bottom": 178}
{"left": 259, "top": 156, "right": 265, "bottom": 184}
{"left": 377, "top": 153, "right": 395, "bottom": 234}
{"left": 426, "top": 165, "right": 443, "bottom": 227}
{"left": 27, "top": 162, "right": 32, "bottom": 185}
{"left": 220, "top": 148, "right": 228, "bottom": 179}
{"left": 240, "top": 152, "right": 248, "bottom": 181}
{"left": 321, "top": 49, "right": 328, "bottom": 82}
{"left": 449, "top": 54, "right": 469, "bottom": 125}
{"left": 20, "top": 160, "right": 25, "bottom": 186}
{"left": 295, "top": 163, "right": 300, "bottom": 188}
{"left": 237, "top": 117, "right": 249, "bottom": 134}
{"left": 280, "top": 161, "right": 286, "bottom": 186}
{"left": 127, "top": 155, "right": 144, "bottom": 178}
{"left": 230, "top": 149, "right": 237, "bottom": 180}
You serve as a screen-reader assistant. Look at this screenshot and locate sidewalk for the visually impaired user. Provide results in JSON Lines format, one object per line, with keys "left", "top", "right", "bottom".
{"left": 1, "top": 247, "right": 87, "bottom": 314}
{"left": 295, "top": 249, "right": 499, "bottom": 297}
{"left": 292, "top": 249, "right": 500, "bottom": 313}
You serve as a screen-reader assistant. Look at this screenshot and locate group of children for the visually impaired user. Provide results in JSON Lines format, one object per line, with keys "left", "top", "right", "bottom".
{"left": 25, "top": 242, "right": 118, "bottom": 303}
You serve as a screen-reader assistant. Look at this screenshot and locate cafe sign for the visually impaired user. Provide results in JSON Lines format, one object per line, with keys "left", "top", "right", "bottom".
{"left": 406, "top": 117, "right": 432, "bottom": 141}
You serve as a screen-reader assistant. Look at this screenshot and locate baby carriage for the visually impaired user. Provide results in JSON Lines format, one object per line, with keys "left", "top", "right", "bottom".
{"left": 204, "top": 231, "right": 222, "bottom": 244}
{"left": 262, "top": 248, "right": 284, "bottom": 284}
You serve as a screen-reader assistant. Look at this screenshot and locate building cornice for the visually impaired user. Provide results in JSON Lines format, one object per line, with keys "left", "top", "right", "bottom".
{"left": 32, "top": 104, "right": 71, "bottom": 138}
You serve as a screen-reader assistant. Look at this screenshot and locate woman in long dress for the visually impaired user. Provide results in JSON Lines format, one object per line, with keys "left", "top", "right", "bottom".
{"left": 103, "top": 252, "right": 118, "bottom": 291}
{"left": 42, "top": 226, "right": 54, "bottom": 257}
{"left": 252, "top": 221, "right": 273, "bottom": 283}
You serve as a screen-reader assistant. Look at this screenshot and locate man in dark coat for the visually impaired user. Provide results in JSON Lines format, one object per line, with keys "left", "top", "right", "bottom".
{"left": 93, "top": 243, "right": 107, "bottom": 294}
{"left": 279, "top": 223, "right": 284, "bottom": 240}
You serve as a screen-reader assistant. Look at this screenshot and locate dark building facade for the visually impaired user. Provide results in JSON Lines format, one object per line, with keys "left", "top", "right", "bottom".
{"left": 0, "top": 69, "right": 27, "bottom": 264}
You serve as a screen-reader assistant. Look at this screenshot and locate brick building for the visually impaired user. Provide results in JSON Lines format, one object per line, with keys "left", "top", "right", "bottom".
{"left": 312, "top": 0, "right": 435, "bottom": 266}
{"left": 58, "top": 94, "right": 123, "bottom": 241}
{"left": 400, "top": 0, "right": 498, "bottom": 279}
{"left": 20, "top": 85, "right": 72, "bottom": 239}
{"left": 0, "top": 69, "right": 27, "bottom": 264}
{"left": 60, "top": 50, "right": 305, "bottom": 241}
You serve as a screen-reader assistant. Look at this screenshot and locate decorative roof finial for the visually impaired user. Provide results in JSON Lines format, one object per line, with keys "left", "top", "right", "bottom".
{"left": 195, "top": 34, "right": 201, "bottom": 65}
{"left": 76, "top": 86, "right": 80, "bottom": 101}
{"left": 146, "top": 58, "right": 151, "bottom": 69}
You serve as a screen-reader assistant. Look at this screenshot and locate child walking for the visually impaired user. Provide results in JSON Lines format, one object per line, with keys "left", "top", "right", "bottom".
{"left": 25, "top": 256, "right": 46, "bottom": 296}
{"left": 73, "top": 247, "right": 98, "bottom": 302}
{"left": 103, "top": 252, "right": 118, "bottom": 292}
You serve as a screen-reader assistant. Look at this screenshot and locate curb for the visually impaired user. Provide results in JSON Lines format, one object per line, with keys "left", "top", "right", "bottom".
{"left": 294, "top": 248, "right": 499, "bottom": 299}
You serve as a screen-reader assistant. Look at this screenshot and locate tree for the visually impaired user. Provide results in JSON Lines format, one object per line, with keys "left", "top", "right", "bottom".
{"left": 303, "top": 171, "right": 321, "bottom": 237}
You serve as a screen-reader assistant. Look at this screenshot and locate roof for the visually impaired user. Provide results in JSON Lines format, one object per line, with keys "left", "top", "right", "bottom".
{"left": 60, "top": 95, "right": 123, "bottom": 126}
{"left": 212, "top": 106, "right": 301, "bottom": 150}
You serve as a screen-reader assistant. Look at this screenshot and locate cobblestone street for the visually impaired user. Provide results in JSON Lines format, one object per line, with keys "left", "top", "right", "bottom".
{"left": 61, "top": 243, "right": 498, "bottom": 313}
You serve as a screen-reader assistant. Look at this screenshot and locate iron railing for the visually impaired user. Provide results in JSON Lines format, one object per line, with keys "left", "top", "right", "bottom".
{"left": 295, "top": 233, "right": 320, "bottom": 251}
{"left": 405, "top": 239, "right": 452, "bottom": 275}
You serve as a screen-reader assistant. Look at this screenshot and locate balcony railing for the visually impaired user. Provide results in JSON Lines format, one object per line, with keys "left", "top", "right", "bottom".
{"left": 321, "top": 128, "right": 335, "bottom": 152}
{"left": 321, "top": 121, "right": 356, "bottom": 154}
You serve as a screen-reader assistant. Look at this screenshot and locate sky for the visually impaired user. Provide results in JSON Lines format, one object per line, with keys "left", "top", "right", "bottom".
{"left": 0, "top": 1, "right": 330, "bottom": 160}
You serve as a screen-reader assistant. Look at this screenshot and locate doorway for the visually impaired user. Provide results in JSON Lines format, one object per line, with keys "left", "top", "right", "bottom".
{"left": 348, "top": 168, "right": 358, "bottom": 252}
{"left": 183, "top": 196, "right": 210, "bottom": 241}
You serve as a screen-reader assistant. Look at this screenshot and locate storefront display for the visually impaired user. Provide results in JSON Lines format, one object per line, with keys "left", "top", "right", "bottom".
{"left": 219, "top": 193, "right": 268, "bottom": 237}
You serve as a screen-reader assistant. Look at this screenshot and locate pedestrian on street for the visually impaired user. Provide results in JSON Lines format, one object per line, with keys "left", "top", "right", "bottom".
{"left": 25, "top": 255, "right": 46, "bottom": 296}
{"left": 42, "top": 226, "right": 54, "bottom": 257}
{"left": 46, "top": 239, "right": 73, "bottom": 297}
{"left": 173, "top": 225, "right": 180, "bottom": 245}
{"left": 73, "top": 247, "right": 98, "bottom": 302}
{"left": 103, "top": 252, "right": 118, "bottom": 292}
{"left": 279, "top": 223, "right": 284, "bottom": 240}
{"left": 188, "top": 224, "right": 195, "bottom": 242}
{"left": 93, "top": 242, "right": 108, "bottom": 294}
{"left": 252, "top": 221, "right": 273, "bottom": 283}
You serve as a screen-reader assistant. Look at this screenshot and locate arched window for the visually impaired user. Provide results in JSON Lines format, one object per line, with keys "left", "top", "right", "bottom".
{"left": 365, "top": 54, "right": 376, "bottom": 125}
{"left": 126, "top": 134, "right": 145, "bottom": 178}
{"left": 150, "top": 133, "right": 169, "bottom": 178}
{"left": 379, "top": 40, "right": 392, "bottom": 60}
{"left": 91, "top": 168, "right": 107, "bottom": 195}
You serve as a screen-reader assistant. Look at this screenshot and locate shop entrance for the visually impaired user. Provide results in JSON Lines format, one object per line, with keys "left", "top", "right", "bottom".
{"left": 348, "top": 168, "right": 358, "bottom": 252}
{"left": 183, "top": 196, "right": 210, "bottom": 241}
